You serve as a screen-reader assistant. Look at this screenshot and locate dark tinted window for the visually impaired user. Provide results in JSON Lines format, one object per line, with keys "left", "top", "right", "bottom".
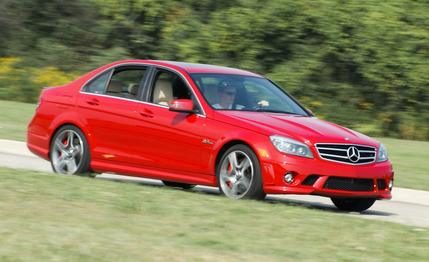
{"left": 105, "top": 67, "right": 147, "bottom": 100}
{"left": 83, "top": 70, "right": 110, "bottom": 94}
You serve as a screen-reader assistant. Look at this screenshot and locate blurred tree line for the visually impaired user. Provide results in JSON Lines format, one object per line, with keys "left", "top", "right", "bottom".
{"left": 0, "top": 0, "right": 428, "bottom": 140}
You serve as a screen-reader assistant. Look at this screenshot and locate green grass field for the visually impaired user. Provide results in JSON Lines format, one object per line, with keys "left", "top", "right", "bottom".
{"left": 0, "top": 100, "right": 428, "bottom": 191}
{"left": 0, "top": 167, "right": 428, "bottom": 261}
{"left": 0, "top": 100, "right": 35, "bottom": 141}
{"left": 378, "top": 138, "right": 429, "bottom": 191}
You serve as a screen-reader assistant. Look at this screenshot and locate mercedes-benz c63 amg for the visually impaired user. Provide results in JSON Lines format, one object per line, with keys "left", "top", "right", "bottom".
{"left": 27, "top": 60, "right": 393, "bottom": 211}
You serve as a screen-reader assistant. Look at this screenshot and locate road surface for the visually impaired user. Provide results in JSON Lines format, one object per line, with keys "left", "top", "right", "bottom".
{"left": 1, "top": 139, "right": 428, "bottom": 228}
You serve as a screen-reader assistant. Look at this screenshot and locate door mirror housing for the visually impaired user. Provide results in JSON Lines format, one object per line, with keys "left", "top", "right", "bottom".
{"left": 169, "top": 99, "right": 195, "bottom": 113}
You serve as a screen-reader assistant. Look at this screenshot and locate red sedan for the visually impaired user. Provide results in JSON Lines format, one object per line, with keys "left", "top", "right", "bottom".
{"left": 27, "top": 60, "right": 393, "bottom": 211}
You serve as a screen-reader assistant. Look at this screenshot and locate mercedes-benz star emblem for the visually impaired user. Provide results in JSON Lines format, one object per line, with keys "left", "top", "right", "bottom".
{"left": 347, "top": 146, "right": 360, "bottom": 163}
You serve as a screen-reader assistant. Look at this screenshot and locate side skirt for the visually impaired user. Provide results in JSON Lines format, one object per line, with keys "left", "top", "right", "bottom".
{"left": 90, "top": 159, "right": 217, "bottom": 186}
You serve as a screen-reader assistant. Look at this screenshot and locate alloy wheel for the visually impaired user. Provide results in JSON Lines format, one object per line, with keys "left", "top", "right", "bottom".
{"left": 219, "top": 150, "right": 254, "bottom": 199}
{"left": 51, "top": 129, "right": 84, "bottom": 175}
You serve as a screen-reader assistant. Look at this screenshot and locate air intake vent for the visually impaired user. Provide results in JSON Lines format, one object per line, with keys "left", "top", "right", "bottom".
{"left": 377, "top": 179, "right": 387, "bottom": 190}
{"left": 302, "top": 175, "right": 320, "bottom": 186}
{"left": 324, "top": 177, "right": 374, "bottom": 192}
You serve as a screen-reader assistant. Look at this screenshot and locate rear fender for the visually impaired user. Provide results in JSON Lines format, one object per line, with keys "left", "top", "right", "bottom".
{"left": 48, "top": 111, "right": 92, "bottom": 152}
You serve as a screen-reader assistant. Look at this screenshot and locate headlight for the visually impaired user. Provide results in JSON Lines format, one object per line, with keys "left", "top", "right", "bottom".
{"left": 376, "top": 143, "right": 388, "bottom": 162}
{"left": 270, "top": 135, "right": 314, "bottom": 158}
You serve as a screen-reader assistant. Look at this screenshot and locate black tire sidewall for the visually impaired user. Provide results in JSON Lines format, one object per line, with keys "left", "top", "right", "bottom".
{"left": 331, "top": 197, "right": 376, "bottom": 212}
{"left": 162, "top": 180, "right": 195, "bottom": 189}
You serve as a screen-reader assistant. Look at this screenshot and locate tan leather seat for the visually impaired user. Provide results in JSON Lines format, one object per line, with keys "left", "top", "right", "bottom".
{"left": 153, "top": 79, "right": 173, "bottom": 106}
{"left": 106, "top": 80, "right": 123, "bottom": 95}
{"left": 128, "top": 84, "right": 139, "bottom": 96}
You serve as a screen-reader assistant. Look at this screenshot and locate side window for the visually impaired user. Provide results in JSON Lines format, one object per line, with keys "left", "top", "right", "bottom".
{"left": 83, "top": 70, "right": 110, "bottom": 94}
{"left": 150, "top": 70, "right": 193, "bottom": 106}
{"left": 105, "top": 67, "right": 147, "bottom": 100}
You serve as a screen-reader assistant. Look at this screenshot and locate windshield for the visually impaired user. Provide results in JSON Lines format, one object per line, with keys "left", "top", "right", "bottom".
{"left": 190, "top": 73, "right": 309, "bottom": 116}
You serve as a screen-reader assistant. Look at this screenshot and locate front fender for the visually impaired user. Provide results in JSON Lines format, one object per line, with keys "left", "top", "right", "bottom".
{"left": 204, "top": 120, "right": 276, "bottom": 185}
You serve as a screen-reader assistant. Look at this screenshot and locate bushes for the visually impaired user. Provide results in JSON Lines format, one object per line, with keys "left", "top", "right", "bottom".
{"left": 0, "top": 57, "right": 76, "bottom": 103}
{"left": 0, "top": 0, "right": 427, "bottom": 140}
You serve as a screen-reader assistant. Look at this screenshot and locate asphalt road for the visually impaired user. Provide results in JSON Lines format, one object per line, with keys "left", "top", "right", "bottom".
{"left": 1, "top": 139, "right": 428, "bottom": 228}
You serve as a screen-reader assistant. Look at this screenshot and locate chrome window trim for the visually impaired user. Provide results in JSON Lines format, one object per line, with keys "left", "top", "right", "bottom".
{"left": 314, "top": 143, "right": 377, "bottom": 165}
{"left": 79, "top": 91, "right": 206, "bottom": 118}
{"left": 79, "top": 62, "right": 206, "bottom": 117}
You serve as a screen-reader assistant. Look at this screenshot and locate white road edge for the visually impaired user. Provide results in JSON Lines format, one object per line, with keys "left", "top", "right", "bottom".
{"left": 1, "top": 139, "right": 428, "bottom": 228}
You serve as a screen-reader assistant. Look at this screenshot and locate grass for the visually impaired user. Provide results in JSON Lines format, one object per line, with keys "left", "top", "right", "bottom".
{"left": 0, "top": 99, "right": 428, "bottom": 191}
{"left": 0, "top": 100, "right": 35, "bottom": 141}
{"left": 378, "top": 138, "right": 429, "bottom": 191}
{"left": 0, "top": 167, "right": 428, "bottom": 261}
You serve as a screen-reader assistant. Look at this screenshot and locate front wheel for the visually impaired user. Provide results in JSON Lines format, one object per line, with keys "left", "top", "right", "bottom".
{"left": 217, "top": 144, "right": 265, "bottom": 200}
{"left": 331, "top": 197, "right": 376, "bottom": 212}
{"left": 50, "top": 125, "right": 91, "bottom": 176}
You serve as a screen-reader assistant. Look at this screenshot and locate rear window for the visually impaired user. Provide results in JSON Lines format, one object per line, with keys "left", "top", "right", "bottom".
{"left": 83, "top": 70, "right": 111, "bottom": 94}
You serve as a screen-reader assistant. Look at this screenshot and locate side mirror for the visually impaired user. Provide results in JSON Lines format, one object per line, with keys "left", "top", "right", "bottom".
{"left": 169, "top": 99, "right": 195, "bottom": 113}
{"left": 306, "top": 108, "right": 314, "bottom": 116}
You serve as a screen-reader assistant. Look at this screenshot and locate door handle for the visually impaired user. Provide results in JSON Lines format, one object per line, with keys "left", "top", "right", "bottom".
{"left": 139, "top": 108, "right": 154, "bottom": 118}
{"left": 86, "top": 98, "right": 99, "bottom": 106}
{"left": 140, "top": 112, "right": 154, "bottom": 118}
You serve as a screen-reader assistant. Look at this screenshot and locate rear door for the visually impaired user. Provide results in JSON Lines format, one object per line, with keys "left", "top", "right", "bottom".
{"left": 77, "top": 65, "right": 151, "bottom": 165}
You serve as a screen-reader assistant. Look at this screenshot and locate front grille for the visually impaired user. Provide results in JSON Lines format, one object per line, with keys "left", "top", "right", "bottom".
{"left": 302, "top": 175, "right": 320, "bottom": 186}
{"left": 377, "top": 179, "right": 387, "bottom": 190}
{"left": 315, "top": 143, "right": 376, "bottom": 165}
{"left": 324, "top": 177, "right": 374, "bottom": 192}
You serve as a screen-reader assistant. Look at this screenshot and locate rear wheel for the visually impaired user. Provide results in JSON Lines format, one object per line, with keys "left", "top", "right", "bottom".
{"left": 162, "top": 181, "right": 195, "bottom": 190}
{"left": 217, "top": 144, "right": 265, "bottom": 200}
{"left": 331, "top": 197, "right": 376, "bottom": 212}
{"left": 50, "top": 125, "right": 92, "bottom": 176}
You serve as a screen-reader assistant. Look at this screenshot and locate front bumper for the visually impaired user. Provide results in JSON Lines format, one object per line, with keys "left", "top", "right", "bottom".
{"left": 260, "top": 150, "right": 393, "bottom": 199}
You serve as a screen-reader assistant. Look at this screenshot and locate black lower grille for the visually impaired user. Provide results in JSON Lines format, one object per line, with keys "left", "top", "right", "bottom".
{"left": 302, "top": 175, "right": 320, "bottom": 186}
{"left": 377, "top": 179, "right": 387, "bottom": 190}
{"left": 324, "top": 177, "right": 374, "bottom": 192}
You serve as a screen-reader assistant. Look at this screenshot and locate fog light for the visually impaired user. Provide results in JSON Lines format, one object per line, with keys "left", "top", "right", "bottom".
{"left": 284, "top": 172, "right": 294, "bottom": 184}
{"left": 389, "top": 180, "right": 393, "bottom": 191}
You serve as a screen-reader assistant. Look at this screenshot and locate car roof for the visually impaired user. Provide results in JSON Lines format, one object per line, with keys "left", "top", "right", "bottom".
{"left": 110, "top": 60, "right": 263, "bottom": 78}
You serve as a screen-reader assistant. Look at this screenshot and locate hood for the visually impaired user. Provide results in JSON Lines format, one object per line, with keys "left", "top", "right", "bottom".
{"left": 214, "top": 111, "right": 379, "bottom": 147}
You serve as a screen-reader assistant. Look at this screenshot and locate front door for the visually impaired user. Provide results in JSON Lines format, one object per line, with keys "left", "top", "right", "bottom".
{"left": 134, "top": 68, "right": 207, "bottom": 174}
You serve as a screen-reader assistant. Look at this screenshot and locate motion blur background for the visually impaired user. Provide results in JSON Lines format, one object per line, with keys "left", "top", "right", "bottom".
{"left": 0, "top": 0, "right": 428, "bottom": 140}
{"left": 0, "top": 2, "right": 429, "bottom": 260}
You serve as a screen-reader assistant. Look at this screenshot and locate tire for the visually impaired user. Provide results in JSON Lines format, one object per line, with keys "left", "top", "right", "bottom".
{"left": 162, "top": 181, "right": 196, "bottom": 190}
{"left": 217, "top": 144, "right": 265, "bottom": 200}
{"left": 331, "top": 197, "right": 376, "bottom": 212}
{"left": 50, "top": 125, "right": 92, "bottom": 176}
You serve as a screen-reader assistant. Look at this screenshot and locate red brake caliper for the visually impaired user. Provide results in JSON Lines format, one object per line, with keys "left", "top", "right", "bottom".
{"left": 227, "top": 163, "right": 233, "bottom": 188}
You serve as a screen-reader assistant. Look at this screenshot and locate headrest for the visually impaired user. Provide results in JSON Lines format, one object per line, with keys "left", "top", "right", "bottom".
{"left": 107, "top": 79, "right": 123, "bottom": 93}
{"left": 128, "top": 84, "right": 139, "bottom": 95}
{"left": 153, "top": 79, "right": 173, "bottom": 105}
